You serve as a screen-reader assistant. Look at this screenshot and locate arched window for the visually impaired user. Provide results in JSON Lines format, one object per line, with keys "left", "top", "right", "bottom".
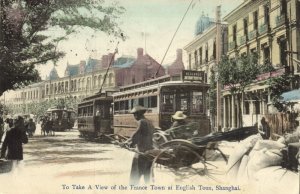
{"left": 46, "top": 85, "right": 49, "bottom": 95}
{"left": 82, "top": 78, "right": 85, "bottom": 90}
{"left": 78, "top": 79, "right": 81, "bottom": 90}
{"left": 87, "top": 77, "right": 91, "bottom": 90}
{"left": 108, "top": 73, "right": 114, "bottom": 86}
{"left": 98, "top": 75, "right": 102, "bottom": 87}
{"left": 93, "top": 76, "right": 97, "bottom": 88}
{"left": 54, "top": 83, "right": 57, "bottom": 94}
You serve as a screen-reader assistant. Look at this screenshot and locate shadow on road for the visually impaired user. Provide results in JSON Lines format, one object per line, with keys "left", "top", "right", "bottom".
{"left": 23, "top": 134, "right": 114, "bottom": 166}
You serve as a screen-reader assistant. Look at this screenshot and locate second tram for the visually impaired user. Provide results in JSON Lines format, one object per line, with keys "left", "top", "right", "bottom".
{"left": 77, "top": 91, "right": 114, "bottom": 138}
{"left": 46, "top": 107, "right": 76, "bottom": 131}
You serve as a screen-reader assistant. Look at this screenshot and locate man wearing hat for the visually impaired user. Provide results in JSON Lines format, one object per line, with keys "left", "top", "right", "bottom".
{"left": 171, "top": 111, "right": 187, "bottom": 128}
{"left": 126, "top": 105, "right": 154, "bottom": 185}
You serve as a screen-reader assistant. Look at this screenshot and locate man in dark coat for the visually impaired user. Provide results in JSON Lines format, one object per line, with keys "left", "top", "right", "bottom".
{"left": 1, "top": 115, "right": 28, "bottom": 172}
{"left": 127, "top": 105, "right": 154, "bottom": 185}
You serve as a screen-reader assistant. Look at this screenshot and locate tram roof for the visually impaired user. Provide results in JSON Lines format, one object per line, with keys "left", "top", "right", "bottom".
{"left": 116, "top": 71, "right": 208, "bottom": 93}
{"left": 113, "top": 80, "right": 209, "bottom": 97}
{"left": 79, "top": 92, "right": 114, "bottom": 105}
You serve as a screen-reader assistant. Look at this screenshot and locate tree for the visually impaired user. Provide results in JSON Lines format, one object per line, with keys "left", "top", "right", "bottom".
{"left": 0, "top": 0, "right": 125, "bottom": 96}
{"left": 218, "top": 53, "right": 260, "bottom": 127}
{"left": 268, "top": 73, "right": 296, "bottom": 112}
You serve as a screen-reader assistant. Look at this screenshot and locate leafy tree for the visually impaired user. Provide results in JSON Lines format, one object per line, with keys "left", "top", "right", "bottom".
{"left": 268, "top": 73, "right": 296, "bottom": 112}
{"left": 0, "top": 102, "right": 12, "bottom": 115}
{"left": 24, "top": 96, "right": 81, "bottom": 118}
{"left": 218, "top": 53, "right": 260, "bottom": 127}
{"left": 0, "top": 0, "right": 125, "bottom": 96}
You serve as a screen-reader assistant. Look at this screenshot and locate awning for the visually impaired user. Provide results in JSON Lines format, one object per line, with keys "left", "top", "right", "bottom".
{"left": 281, "top": 89, "right": 300, "bottom": 102}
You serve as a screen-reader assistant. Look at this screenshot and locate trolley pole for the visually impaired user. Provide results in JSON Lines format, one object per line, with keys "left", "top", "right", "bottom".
{"left": 216, "top": 5, "right": 222, "bottom": 132}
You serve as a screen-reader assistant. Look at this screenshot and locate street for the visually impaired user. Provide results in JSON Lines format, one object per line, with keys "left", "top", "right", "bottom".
{"left": 0, "top": 125, "right": 234, "bottom": 194}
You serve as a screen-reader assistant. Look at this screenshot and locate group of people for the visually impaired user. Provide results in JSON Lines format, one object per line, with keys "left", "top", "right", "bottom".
{"left": 0, "top": 115, "right": 29, "bottom": 174}
{"left": 40, "top": 116, "right": 54, "bottom": 136}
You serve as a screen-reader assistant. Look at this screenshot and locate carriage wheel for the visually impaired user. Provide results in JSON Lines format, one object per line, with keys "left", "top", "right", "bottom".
{"left": 150, "top": 144, "right": 207, "bottom": 183}
{"left": 153, "top": 132, "right": 169, "bottom": 148}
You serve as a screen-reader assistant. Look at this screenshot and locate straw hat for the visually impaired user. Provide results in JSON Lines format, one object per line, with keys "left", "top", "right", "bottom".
{"left": 130, "top": 106, "right": 147, "bottom": 114}
{"left": 172, "top": 111, "right": 187, "bottom": 120}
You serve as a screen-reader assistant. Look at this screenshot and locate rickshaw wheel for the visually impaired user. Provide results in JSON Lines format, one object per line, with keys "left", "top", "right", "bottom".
{"left": 150, "top": 143, "right": 207, "bottom": 183}
{"left": 153, "top": 132, "right": 169, "bottom": 148}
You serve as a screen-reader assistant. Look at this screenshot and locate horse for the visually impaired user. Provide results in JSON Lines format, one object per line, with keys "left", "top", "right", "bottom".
{"left": 41, "top": 116, "right": 55, "bottom": 136}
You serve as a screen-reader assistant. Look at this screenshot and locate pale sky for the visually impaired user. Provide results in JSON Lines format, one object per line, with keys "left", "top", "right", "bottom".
{"left": 37, "top": 0, "right": 244, "bottom": 79}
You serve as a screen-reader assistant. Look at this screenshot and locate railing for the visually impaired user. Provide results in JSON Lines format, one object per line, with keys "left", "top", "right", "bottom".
{"left": 229, "top": 41, "right": 236, "bottom": 50}
{"left": 276, "top": 14, "right": 285, "bottom": 27}
{"left": 258, "top": 24, "right": 268, "bottom": 35}
{"left": 256, "top": 68, "right": 286, "bottom": 81}
{"left": 248, "top": 30, "right": 257, "bottom": 41}
{"left": 239, "top": 35, "right": 247, "bottom": 46}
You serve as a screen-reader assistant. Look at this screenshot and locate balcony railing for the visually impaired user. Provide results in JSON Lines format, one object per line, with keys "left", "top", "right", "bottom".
{"left": 229, "top": 41, "right": 236, "bottom": 50}
{"left": 248, "top": 30, "right": 257, "bottom": 41}
{"left": 276, "top": 14, "right": 285, "bottom": 27}
{"left": 239, "top": 35, "right": 247, "bottom": 46}
{"left": 258, "top": 24, "right": 268, "bottom": 35}
{"left": 256, "top": 68, "right": 286, "bottom": 81}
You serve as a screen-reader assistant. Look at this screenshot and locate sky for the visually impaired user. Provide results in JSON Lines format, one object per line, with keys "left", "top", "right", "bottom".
{"left": 37, "top": 0, "right": 244, "bottom": 79}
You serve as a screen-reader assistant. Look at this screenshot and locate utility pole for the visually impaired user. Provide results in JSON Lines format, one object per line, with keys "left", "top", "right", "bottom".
{"left": 216, "top": 5, "right": 222, "bottom": 131}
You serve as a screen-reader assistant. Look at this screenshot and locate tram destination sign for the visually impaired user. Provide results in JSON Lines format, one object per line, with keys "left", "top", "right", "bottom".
{"left": 182, "top": 70, "right": 205, "bottom": 82}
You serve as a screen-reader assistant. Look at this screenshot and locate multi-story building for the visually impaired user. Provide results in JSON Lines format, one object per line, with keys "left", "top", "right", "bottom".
{"left": 0, "top": 48, "right": 185, "bottom": 114}
{"left": 223, "top": 0, "right": 300, "bottom": 128}
{"left": 184, "top": 9, "right": 228, "bottom": 129}
{"left": 184, "top": 13, "right": 227, "bottom": 82}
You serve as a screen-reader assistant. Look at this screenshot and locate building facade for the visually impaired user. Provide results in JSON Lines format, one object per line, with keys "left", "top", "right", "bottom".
{"left": 223, "top": 0, "right": 300, "bottom": 129}
{"left": 1, "top": 48, "right": 186, "bottom": 114}
{"left": 184, "top": 9, "right": 228, "bottom": 129}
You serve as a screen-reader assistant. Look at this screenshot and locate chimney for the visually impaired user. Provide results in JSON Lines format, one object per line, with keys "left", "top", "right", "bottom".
{"left": 79, "top": 60, "right": 86, "bottom": 74}
{"left": 108, "top": 53, "right": 114, "bottom": 66}
{"left": 101, "top": 55, "right": 108, "bottom": 68}
{"left": 137, "top": 48, "right": 143, "bottom": 59}
{"left": 176, "top": 49, "right": 183, "bottom": 61}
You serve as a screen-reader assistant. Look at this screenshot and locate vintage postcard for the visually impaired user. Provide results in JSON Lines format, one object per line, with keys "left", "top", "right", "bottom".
{"left": 0, "top": 0, "right": 299, "bottom": 194}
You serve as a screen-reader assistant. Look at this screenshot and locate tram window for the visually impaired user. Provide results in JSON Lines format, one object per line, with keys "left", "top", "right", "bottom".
{"left": 191, "top": 91, "right": 203, "bottom": 113}
{"left": 70, "top": 112, "right": 76, "bottom": 119}
{"left": 114, "top": 102, "right": 120, "bottom": 112}
{"left": 133, "top": 99, "right": 139, "bottom": 107}
{"left": 177, "top": 92, "right": 189, "bottom": 112}
{"left": 120, "top": 101, "right": 125, "bottom": 110}
{"left": 63, "top": 111, "right": 68, "bottom": 119}
{"left": 180, "top": 99, "right": 188, "bottom": 111}
{"left": 125, "top": 100, "right": 129, "bottom": 112}
{"left": 161, "top": 93, "right": 174, "bottom": 112}
{"left": 128, "top": 100, "right": 132, "bottom": 111}
{"left": 149, "top": 96, "right": 157, "bottom": 108}
{"left": 88, "top": 106, "right": 93, "bottom": 116}
{"left": 138, "top": 98, "right": 144, "bottom": 106}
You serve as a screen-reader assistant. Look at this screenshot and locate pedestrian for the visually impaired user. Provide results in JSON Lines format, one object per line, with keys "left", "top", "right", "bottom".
{"left": 1, "top": 116, "right": 13, "bottom": 144}
{"left": 0, "top": 115, "right": 28, "bottom": 174}
{"left": 26, "top": 118, "right": 36, "bottom": 137}
{"left": 94, "top": 109, "right": 101, "bottom": 133}
{"left": 171, "top": 111, "right": 187, "bottom": 128}
{"left": 259, "top": 117, "right": 271, "bottom": 139}
{"left": 126, "top": 105, "right": 154, "bottom": 185}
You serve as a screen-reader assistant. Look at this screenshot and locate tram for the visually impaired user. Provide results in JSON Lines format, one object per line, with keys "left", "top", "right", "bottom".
{"left": 46, "top": 107, "right": 76, "bottom": 131}
{"left": 112, "top": 70, "right": 210, "bottom": 137}
{"left": 77, "top": 91, "right": 114, "bottom": 138}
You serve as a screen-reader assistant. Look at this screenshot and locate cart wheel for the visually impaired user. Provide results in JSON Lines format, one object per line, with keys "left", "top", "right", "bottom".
{"left": 150, "top": 145, "right": 207, "bottom": 183}
{"left": 153, "top": 132, "right": 169, "bottom": 148}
